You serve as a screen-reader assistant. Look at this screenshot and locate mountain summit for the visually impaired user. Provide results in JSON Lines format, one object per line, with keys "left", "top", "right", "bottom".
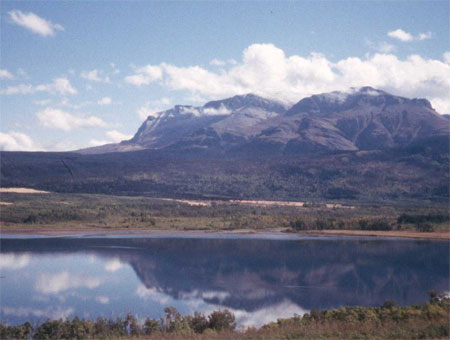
{"left": 78, "top": 88, "right": 448, "bottom": 155}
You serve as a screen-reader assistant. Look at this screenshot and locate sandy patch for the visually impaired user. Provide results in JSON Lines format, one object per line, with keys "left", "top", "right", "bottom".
{"left": 230, "top": 200, "right": 305, "bottom": 207}
{"left": 0, "top": 188, "right": 50, "bottom": 194}
{"left": 161, "top": 198, "right": 210, "bottom": 206}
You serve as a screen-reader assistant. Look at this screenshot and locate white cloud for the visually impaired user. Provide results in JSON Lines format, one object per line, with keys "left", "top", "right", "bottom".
{"left": 34, "top": 99, "right": 52, "bottom": 106}
{"left": 387, "top": 29, "right": 413, "bottom": 42}
{"left": 1, "top": 84, "right": 34, "bottom": 95}
{"left": 210, "top": 59, "right": 237, "bottom": 66}
{"left": 444, "top": 52, "right": 450, "bottom": 65}
{"left": 88, "top": 130, "right": 132, "bottom": 146}
{"left": 125, "top": 43, "right": 450, "bottom": 114}
{"left": 136, "top": 285, "right": 171, "bottom": 305}
{"left": 136, "top": 97, "right": 172, "bottom": 120}
{"left": 98, "top": 96, "right": 112, "bottom": 105}
{"left": 210, "top": 59, "right": 226, "bottom": 66}
{"left": 0, "top": 253, "right": 31, "bottom": 269}
{"left": 203, "top": 104, "right": 231, "bottom": 116}
{"left": 1, "top": 306, "right": 74, "bottom": 320}
{"left": 105, "top": 130, "right": 132, "bottom": 142}
{"left": 88, "top": 139, "right": 111, "bottom": 147}
{"left": 387, "top": 28, "right": 432, "bottom": 42}
{"left": 1, "top": 77, "right": 77, "bottom": 96}
{"left": 35, "top": 272, "right": 102, "bottom": 294}
{"left": 0, "top": 131, "right": 41, "bottom": 151}
{"left": 124, "top": 65, "right": 163, "bottom": 86}
{"left": 36, "top": 77, "right": 78, "bottom": 95}
{"left": 96, "top": 296, "right": 110, "bottom": 304}
{"left": 0, "top": 69, "right": 14, "bottom": 79}
{"left": 104, "top": 258, "right": 125, "bottom": 272}
{"left": 81, "top": 69, "right": 110, "bottom": 83}
{"left": 137, "top": 106, "right": 159, "bottom": 120}
{"left": 8, "top": 10, "right": 64, "bottom": 37}
{"left": 418, "top": 32, "right": 432, "bottom": 40}
{"left": 37, "top": 108, "right": 108, "bottom": 131}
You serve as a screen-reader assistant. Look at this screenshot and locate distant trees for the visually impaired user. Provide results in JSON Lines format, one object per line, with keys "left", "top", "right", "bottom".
{"left": 290, "top": 217, "right": 394, "bottom": 231}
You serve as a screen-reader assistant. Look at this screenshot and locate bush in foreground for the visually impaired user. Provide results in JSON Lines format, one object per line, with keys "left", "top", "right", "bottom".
{"left": 0, "top": 294, "right": 449, "bottom": 339}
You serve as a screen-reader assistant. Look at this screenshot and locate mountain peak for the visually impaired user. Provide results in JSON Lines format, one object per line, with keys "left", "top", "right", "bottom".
{"left": 204, "top": 93, "right": 287, "bottom": 114}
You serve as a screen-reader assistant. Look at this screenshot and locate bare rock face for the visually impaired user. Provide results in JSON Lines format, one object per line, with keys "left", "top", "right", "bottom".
{"left": 77, "top": 87, "right": 449, "bottom": 155}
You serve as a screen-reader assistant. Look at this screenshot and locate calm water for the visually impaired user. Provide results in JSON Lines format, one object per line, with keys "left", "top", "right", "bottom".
{"left": 0, "top": 234, "right": 448, "bottom": 327}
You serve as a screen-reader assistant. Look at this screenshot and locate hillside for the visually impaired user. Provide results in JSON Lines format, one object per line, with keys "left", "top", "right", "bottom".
{"left": 78, "top": 87, "right": 449, "bottom": 156}
{"left": 1, "top": 87, "right": 448, "bottom": 202}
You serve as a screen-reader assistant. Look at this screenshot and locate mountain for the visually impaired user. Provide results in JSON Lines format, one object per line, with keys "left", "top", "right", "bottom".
{"left": 2, "top": 87, "right": 447, "bottom": 202}
{"left": 78, "top": 87, "right": 449, "bottom": 155}
{"left": 79, "top": 94, "right": 287, "bottom": 154}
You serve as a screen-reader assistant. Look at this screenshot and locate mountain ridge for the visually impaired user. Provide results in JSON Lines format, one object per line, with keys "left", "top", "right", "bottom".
{"left": 77, "top": 87, "right": 449, "bottom": 155}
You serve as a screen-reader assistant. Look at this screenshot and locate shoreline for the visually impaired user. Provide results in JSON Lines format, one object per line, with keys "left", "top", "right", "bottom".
{"left": 1, "top": 226, "right": 448, "bottom": 240}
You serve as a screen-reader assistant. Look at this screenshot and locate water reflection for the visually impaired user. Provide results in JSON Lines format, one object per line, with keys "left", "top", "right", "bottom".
{"left": 0, "top": 236, "right": 448, "bottom": 327}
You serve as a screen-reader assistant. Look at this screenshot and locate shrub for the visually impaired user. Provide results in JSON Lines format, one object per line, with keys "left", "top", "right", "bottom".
{"left": 208, "top": 310, "right": 236, "bottom": 331}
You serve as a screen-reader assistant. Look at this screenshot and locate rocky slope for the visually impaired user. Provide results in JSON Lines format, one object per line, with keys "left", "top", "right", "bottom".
{"left": 77, "top": 88, "right": 449, "bottom": 155}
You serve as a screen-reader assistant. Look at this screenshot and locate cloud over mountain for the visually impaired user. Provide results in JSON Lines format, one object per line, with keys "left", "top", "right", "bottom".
{"left": 124, "top": 44, "right": 450, "bottom": 114}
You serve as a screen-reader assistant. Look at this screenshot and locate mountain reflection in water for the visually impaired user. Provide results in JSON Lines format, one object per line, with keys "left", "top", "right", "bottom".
{"left": 0, "top": 236, "right": 448, "bottom": 327}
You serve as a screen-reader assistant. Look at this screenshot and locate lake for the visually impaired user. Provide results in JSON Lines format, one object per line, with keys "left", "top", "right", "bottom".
{"left": 0, "top": 234, "right": 448, "bottom": 328}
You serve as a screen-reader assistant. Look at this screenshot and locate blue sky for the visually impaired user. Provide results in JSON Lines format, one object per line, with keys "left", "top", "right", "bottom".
{"left": 1, "top": 1, "right": 449, "bottom": 151}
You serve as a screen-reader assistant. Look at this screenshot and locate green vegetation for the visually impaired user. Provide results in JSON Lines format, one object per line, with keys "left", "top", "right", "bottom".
{"left": 1, "top": 192, "right": 449, "bottom": 234}
{"left": 289, "top": 212, "right": 450, "bottom": 233}
{"left": 1, "top": 148, "right": 448, "bottom": 203}
{"left": 1, "top": 293, "right": 449, "bottom": 339}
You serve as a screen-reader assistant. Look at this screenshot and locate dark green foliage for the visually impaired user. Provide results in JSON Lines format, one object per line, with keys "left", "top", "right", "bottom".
{"left": 417, "top": 222, "right": 435, "bottom": 232}
{"left": 186, "top": 312, "right": 209, "bottom": 334}
{"left": 290, "top": 216, "right": 395, "bottom": 231}
{"left": 207, "top": 310, "right": 236, "bottom": 331}
{"left": 382, "top": 300, "right": 397, "bottom": 309}
{"left": 358, "top": 218, "right": 393, "bottom": 231}
{"left": 398, "top": 213, "right": 450, "bottom": 224}
{"left": 1, "top": 146, "right": 448, "bottom": 202}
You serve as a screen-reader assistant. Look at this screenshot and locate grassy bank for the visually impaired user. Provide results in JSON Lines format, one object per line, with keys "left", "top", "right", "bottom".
{"left": 0, "top": 192, "right": 448, "bottom": 237}
{"left": 2, "top": 294, "right": 449, "bottom": 339}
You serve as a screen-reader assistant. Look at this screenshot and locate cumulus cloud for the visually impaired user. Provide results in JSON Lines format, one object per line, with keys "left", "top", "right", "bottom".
{"left": 1, "top": 77, "right": 77, "bottom": 96}
{"left": 0, "top": 253, "right": 31, "bottom": 269}
{"left": 0, "top": 131, "right": 41, "bottom": 151}
{"left": 387, "top": 28, "right": 432, "bottom": 42}
{"left": 105, "top": 130, "right": 132, "bottom": 142}
{"left": 36, "top": 77, "right": 77, "bottom": 95}
{"left": 37, "top": 108, "right": 108, "bottom": 131}
{"left": 8, "top": 10, "right": 64, "bottom": 37}
{"left": 81, "top": 70, "right": 110, "bottom": 83}
{"left": 124, "top": 43, "right": 450, "bottom": 114}
{"left": 124, "top": 65, "right": 163, "bottom": 86}
{"left": 97, "top": 96, "right": 112, "bottom": 105}
{"left": 104, "top": 258, "right": 125, "bottom": 272}
{"left": 88, "top": 130, "right": 133, "bottom": 146}
{"left": 0, "top": 69, "right": 14, "bottom": 79}
{"left": 35, "top": 272, "right": 102, "bottom": 294}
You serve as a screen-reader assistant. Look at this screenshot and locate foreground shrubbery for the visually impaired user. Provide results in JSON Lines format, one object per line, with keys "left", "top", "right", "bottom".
{"left": 0, "top": 308, "right": 236, "bottom": 340}
{"left": 1, "top": 293, "right": 449, "bottom": 339}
